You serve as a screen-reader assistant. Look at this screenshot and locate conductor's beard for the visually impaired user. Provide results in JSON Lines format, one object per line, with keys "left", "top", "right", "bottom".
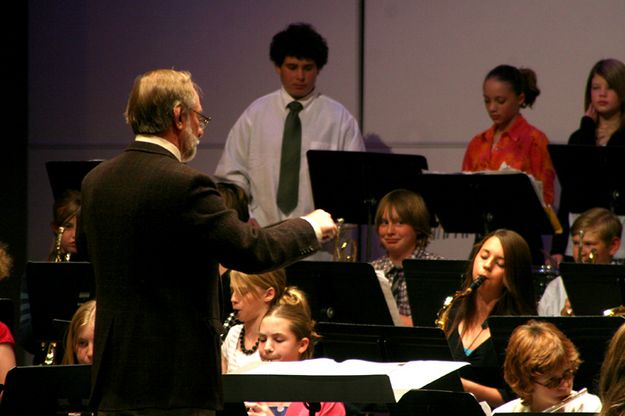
{"left": 180, "top": 123, "right": 200, "bottom": 163}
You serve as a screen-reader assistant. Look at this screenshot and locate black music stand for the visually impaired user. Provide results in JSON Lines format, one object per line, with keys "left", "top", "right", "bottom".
{"left": 46, "top": 159, "right": 102, "bottom": 201}
{"left": 223, "top": 360, "right": 471, "bottom": 416}
{"left": 548, "top": 144, "right": 625, "bottom": 214}
{"left": 403, "top": 259, "right": 468, "bottom": 327}
{"left": 285, "top": 261, "right": 394, "bottom": 325}
{"left": 224, "top": 373, "right": 395, "bottom": 404}
{"left": 558, "top": 263, "right": 625, "bottom": 315}
{"left": 389, "top": 389, "right": 486, "bottom": 416}
{"left": 25, "top": 261, "right": 95, "bottom": 343}
{"left": 417, "top": 172, "right": 556, "bottom": 237}
{"left": 0, "top": 364, "right": 92, "bottom": 415}
{"left": 223, "top": 372, "right": 391, "bottom": 416}
{"left": 316, "top": 323, "right": 453, "bottom": 361}
{"left": 315, "top": 322, "right": 461, "bottom": 392}
{"left": 416, "top": 171, "right": 559, "bottom": 264}
{"left": 306, "top": 150, "right": 428, "bottom": 259}
{"left": 488, "top": 315, "right": 625, "bottom": 394}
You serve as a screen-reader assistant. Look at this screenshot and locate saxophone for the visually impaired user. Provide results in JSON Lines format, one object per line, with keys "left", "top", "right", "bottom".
{"left": 435, "top": 275, "right": 486, "bottom": 330}
{"left": 53, "top": 226, "right": 71, "bottom": 262}
{"left": 41, "top": 226, "right": 69, "bottom": 365}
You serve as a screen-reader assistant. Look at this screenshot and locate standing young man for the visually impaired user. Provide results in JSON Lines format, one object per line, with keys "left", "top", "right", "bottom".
{"left": 215, "top": 22, "right": 365, "bottom": 228}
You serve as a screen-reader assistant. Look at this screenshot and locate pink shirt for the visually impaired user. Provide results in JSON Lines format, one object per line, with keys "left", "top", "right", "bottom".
{"left": 285, "top": 401, "right": 345, "bottom": 416}
{"left": 0, "top": 321, "right": 15, "bottom": 344}
{"left": 462, "top": 114, "right": 555, "bottom": 206}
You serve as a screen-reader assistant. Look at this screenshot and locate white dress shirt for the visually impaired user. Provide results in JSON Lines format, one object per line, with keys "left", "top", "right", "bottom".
{"left": 215, "top": 88, "right": 364, "bottom": 227}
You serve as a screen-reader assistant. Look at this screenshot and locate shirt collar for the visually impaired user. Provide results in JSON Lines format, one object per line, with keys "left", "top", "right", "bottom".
{"left": 482, "top": 114, "right": 529, "bottom": 143}
{"left": 135, "top": 134, "right": 182, "bottom": 161}
{"left": 279, "top": 87, "right": 318, "bottom": 110}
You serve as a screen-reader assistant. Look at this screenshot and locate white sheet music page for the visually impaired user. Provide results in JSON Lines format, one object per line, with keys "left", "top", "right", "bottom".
{"left": 236, "top": 358, "right": 469, "bottom": 402}
{"left": 375, "top": 270, "right": 404, "bottom": 326}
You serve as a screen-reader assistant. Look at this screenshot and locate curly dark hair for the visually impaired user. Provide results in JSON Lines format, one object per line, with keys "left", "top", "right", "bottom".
{"left": 270, "top": 22, "right": 328, "bottom": 69}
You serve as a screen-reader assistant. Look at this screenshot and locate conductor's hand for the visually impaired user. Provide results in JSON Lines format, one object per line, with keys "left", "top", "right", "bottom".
{"left": 302, "top": 209, "right": 338, "bottom": 243}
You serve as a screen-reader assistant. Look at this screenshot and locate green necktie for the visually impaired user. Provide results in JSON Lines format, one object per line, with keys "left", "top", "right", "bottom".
{"left": 277, "top": 101, "right": 304, "bottom": 215}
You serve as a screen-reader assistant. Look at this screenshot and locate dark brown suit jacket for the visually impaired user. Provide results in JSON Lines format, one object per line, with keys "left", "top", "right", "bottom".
{"left": 79, "top": 141, "right": 319, "bottom": 411}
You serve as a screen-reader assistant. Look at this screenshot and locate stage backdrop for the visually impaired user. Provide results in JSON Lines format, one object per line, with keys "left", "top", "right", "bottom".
{"left": 28, "top": 0, "right": 625, "bottom": 260}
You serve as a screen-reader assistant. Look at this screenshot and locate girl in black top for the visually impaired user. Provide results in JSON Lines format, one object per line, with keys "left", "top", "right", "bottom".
{"left": 442, "top": 229, "right": 536, "bottom": 408}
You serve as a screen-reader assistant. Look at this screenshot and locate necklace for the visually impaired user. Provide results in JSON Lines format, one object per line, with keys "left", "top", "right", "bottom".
{"left": 462, "top": 321, "right": 488, "bottom": 353}
{"left": 239, "top": 326, "right": 259, "bottom": 355}
{"left": 464, "top": 327, "right": 485, "bottom": 352}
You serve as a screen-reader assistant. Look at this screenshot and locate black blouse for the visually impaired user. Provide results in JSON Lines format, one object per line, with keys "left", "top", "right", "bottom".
{"left": 447, "top": 320, "right": 516, "bottom": 403}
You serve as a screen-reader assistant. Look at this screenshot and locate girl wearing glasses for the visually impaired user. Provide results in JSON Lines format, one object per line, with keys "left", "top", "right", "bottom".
{"left": 493, "top": 320, "right": 601, "bottom": 413}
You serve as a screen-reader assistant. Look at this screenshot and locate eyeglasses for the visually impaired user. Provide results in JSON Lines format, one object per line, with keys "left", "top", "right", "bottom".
{"left": 191, "top": 109, "right": 212, "bottom": 129}
{"left": 535, "top": 368, "right": 576, "bottom": 389}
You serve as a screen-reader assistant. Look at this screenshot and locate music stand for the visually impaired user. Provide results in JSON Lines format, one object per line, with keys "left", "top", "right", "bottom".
{"left": 0, "top": 364, "right": 92, "bottom": 415}
{"left": 388, "top": 389, "right": 486, "bottom": 416}
{"left": 316, "top": 322, "right": 452, "bottom": 361}
{"left": 488, "top": 315, "right": 625, "bottom": 394}
{"left": 548, "top": 144, "right": 625, "bottom": 214}
{"left": 285, "top": 261, "right": 394, "bottom": 325}
{"left": 558, "top": 262, "right": 625, "bottom": 315}
{"left": 403, "top": 259, "right": 468, "bottom": 327}
{"left": 416, "top": 172, "right": 556, "bottom": 237}
{"left": 315, "top": 322, "right": 461, "bottom": 392}
{"left": 46, "top": 160, "right": 102, "bottom": 201}
{"left": 25, "top": 261, "right": 95, "bottom": 343}
{"left": 306, "top": 150, "right": 428, "bottom": 259}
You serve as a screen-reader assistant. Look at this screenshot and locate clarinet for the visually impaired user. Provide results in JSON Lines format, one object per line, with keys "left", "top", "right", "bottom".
{"left": 221, "top": 311, "right": 241, "bottom": 342}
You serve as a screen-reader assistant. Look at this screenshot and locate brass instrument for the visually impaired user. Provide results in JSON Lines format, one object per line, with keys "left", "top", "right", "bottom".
{"left": 564, "top": 230, "right": 597, "bottom": 316}
{"left": 39, "top": 226, "right": 69, "bottom": 365}
{"left": 53, "top": 226, "right": 71, "bottom": 262}
{"left": 42, "top": 341, "right": 58, "bottom": 365}
{"left": 435, "top": 275, "right": 486, "bottom": 330}
{"left": 334, "top": 218, "right": 357, "bottom": 262}
{"left": 576, "top": 229, "right": 597, "bottom": 264}
{"left": 603, "top": 305, "right": 625, "bottom": 316}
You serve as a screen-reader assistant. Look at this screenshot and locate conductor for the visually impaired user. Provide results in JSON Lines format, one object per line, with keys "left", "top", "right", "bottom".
{"left": 79, "top": 69, "right": 337, "bottom": 415}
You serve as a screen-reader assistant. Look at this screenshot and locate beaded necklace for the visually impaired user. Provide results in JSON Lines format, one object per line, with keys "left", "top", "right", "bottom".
{"left": 239, "top": 326, "right": 260, "bottom": 355}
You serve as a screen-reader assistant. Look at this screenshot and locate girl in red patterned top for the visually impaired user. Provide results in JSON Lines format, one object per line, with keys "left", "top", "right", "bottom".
{"left": 462, "top": 64, "right": 556, "bottom": 264}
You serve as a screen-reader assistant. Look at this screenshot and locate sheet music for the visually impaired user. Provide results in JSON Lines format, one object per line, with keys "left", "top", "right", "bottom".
{"left": 375, "top": 270, "right": 404, "bottom": 326}
{"left": 455, "top": 164, "right": 546, "bottom": 207}
{"left": 236, "top": 358, "right": 469, "bottom": 402}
